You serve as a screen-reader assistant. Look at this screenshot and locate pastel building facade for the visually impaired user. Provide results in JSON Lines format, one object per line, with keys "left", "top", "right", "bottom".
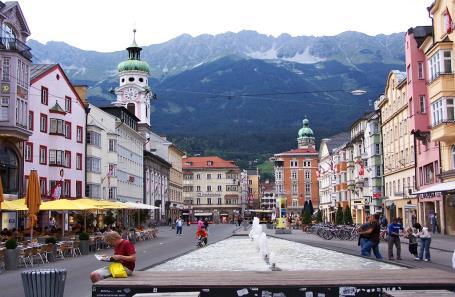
{"left": 405, "top": 26, "right": 443, "bottom": 229}
{"left": 318, "top": 132, "right": 350, "bottom": 222}
{"left": 86, "top": 104, "right": 119, "bottom": 200}
{"left": 376, "top": 71, "right": 417, "bottom": 225}
{"left": 0, "top": 2, "right": 32, "bottom": 203}
{"left": 417, "top": 0, "right": 455, "bottom": 234}
{"left": 274, "top": 119, "right": 319, "bottom": 212}
{"left": 25, "top": 64, "right": 86, "bottom": 199}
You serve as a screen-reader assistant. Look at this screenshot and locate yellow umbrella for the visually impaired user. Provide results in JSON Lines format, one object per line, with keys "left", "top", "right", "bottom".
{"left": 41, "top": 199, "right": 99, "bottom": 211}
{"left": 25, "top": 170, "right": 41, "bottom": 240}
{"left": 80, "top": 198, "right": 127, "bottom": 209}
{"left": 0, "top": 175, "right": 3, "bottom": 210}
{"left": 1, "top": 200, "right": 28, "bottom": 211}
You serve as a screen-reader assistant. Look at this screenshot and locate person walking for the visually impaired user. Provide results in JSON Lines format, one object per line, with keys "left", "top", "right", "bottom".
{"left": 387, "top": 218, "right": 403, "bottom": 260}
{"left": 357, "top": 216, "right": 370, "bottom": 251}
{"left": 431, "top": 213, "right": 439, "bottom": 234}
{"left": 415, "top": 224, "right": 432, "bottom": 262}
{"left": 358, "top": 214, "right": 383, "bottom": 260}
{"left": 204, "top": 218, "right": 209, "bottom": 230}
{"left": 176, "top": 217, "right": 183, "bottom": 235}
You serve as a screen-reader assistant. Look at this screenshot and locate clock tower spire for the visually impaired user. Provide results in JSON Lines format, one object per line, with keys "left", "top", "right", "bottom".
{"left": 113, "top": 29, "right": 153, "bottom": 128}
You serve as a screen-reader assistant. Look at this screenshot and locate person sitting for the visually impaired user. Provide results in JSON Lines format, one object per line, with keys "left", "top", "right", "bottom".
{"left": 90, "top": 231, "right": 136, "bottom": 283}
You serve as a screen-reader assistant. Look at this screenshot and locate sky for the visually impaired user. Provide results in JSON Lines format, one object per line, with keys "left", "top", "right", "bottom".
{"left": 20, "top": 0, "right": 434, "bottom": 52}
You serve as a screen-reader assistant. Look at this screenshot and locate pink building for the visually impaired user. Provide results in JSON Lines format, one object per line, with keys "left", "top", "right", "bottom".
{"left": 405, "top": 27, "right": 442, "bottom": 227}
{"left": 24, "top": 64, "right": 86, "bottom": 199}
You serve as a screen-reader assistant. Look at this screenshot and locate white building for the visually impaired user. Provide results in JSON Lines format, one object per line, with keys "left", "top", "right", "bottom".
{"left": 86, "top": 104, "right": 118, "bottom": 200}
{"left": 318, "top": 132, "right": 350, "bottom": 222}
{"left": 101, "top": 106, "right": 144, "bottom": 203}
{"left": 26, "top": 64, "right": 86, "bottom": 199}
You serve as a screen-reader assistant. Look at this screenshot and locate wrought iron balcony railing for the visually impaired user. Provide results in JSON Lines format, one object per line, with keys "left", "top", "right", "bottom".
{"left": 0, "top": 37, "right": 32, "bottom": 60}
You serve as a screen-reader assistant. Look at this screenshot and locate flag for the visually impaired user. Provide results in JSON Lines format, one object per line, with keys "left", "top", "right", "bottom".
{"left": 50, "top": 181, "right": 62, "bottom": 200}
{"left": 445, "top": 8, "right": 453, "bottom": 34}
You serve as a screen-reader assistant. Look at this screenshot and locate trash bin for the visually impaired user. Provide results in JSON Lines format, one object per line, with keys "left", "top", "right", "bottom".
{"left": 22, "top": 269, "right": 67, "bottom": 297}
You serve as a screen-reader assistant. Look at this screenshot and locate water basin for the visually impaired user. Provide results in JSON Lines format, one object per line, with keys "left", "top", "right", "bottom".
{"left": 150, "top": 237, "right": 401, "bottom": 271}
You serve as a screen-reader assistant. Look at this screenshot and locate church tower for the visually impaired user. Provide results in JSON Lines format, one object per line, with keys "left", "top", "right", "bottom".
{"left": 297, "top": 118, "right": 315, "bottom": 149}
{"left": 113, "top": 29, "right": 153, "bottom": 127}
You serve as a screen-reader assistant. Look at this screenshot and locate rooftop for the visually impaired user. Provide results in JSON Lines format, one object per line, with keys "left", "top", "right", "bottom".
{"left": 183, "top": 156, "right": 239, "bottom": 170}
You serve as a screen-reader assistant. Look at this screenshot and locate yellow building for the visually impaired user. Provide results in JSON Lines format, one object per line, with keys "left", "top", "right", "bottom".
{"left": 417, "top": 0, "right": 455, "bottom": 234}
{"left": 376, "top": 71, "right": 417, "bottom": 225}
{"left": 247, "top": 169, "right": 261, "bottom": 209}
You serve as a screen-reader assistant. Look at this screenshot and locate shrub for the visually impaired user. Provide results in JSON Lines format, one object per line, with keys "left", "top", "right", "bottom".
{"left": 343, "top": 206, "right": 353, "bottom": 225}
{"left": 45, "top": 236, "right": 57, "bottom": 244}
{"left": 301, "top": 207, "right": 312, "bottom": 225}
{"left": 316, "top": 210, "right": 323, "bottom": 223}
{"left": 335, "top": 204, "right": 344, "bottom": 225}
{"left": 79, "top": 232, "right": 89, "bottom": 240}
{"left": 5, "top": 239, "right": 17, "bottom": 249}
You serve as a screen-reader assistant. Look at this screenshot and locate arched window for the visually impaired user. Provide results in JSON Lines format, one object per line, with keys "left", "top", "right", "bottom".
{"left": 0, "top": 145, "right": 19, "bottom": 193}
{"left": 452, "top": 145, "right": 455, "bottom": 170}
{"left": 127, "top": 103, "right": 135, "bottom": 115}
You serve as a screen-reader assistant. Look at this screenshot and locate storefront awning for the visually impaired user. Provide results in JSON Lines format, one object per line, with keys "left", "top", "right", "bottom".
{"left": 413, "top": 181, "right": 455, "bottom": 195}
{"left": 194, "top": 212, "right": 212, "bottom": 216}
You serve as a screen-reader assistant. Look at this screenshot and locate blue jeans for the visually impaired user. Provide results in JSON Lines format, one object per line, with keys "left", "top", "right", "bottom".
{"left": 176, "top": 226, "right": 182, "bottom": 234}
{"left": 419, "top": 238, "right": 431, "bottom": 260}
{"left": 361, "top": 240, "right": 383, "bottom": 260}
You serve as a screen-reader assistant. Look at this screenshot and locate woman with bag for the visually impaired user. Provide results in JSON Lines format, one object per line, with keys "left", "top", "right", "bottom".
{"left": 90, "top": 231, "right": 136, "bottom": 283}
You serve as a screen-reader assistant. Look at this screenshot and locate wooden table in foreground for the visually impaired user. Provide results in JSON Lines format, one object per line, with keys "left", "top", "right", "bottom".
{"left": 93, "top": 269, "right": 455, "bottom": 297}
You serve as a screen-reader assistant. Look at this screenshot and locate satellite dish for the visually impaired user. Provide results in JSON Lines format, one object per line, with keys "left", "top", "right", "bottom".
{"left": 351, "top": 89, "right": 367, "bottom": 96}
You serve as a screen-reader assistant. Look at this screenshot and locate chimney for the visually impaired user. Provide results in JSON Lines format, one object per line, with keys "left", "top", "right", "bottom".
{"left": 74, "top": 85, "right": 88, "bottom": 104}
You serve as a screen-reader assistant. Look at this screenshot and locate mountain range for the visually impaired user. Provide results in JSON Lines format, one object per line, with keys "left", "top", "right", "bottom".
{"left": 28, "top": 30, "right": 405, "bottom": 167}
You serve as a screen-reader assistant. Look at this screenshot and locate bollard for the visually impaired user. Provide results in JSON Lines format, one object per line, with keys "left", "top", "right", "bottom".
{"left": 22, "top": 269, "right": 67, "bottom": 297}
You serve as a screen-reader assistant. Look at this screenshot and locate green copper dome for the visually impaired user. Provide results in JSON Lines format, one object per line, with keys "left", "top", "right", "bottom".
{"left": 117, "top": 59, "right": 150, "bottom": 74}
{"left": 298, "top": 118, "right": 314, "bottom": 138}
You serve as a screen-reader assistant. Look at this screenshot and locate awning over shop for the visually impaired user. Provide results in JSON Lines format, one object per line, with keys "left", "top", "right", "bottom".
{"left": 194, "top": 212, "right": 212, "bottom": 216}
{"left": 413, "top": 181, "right": 455, "bottom": 195}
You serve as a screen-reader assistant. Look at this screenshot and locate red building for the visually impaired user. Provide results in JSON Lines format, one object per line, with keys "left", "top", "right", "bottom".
{"left": 274, "top": 119, "right": 319, "bottom": 213}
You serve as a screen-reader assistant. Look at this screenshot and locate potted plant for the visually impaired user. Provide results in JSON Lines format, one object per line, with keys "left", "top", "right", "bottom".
{"left": 78, "top": 232, "right": 90, "bottom": 255}
{"left": 5, "top": 239, "right": 18, "bottom": 270}
{"left": 45, "top": 236, "right": 58, "bottom": 262}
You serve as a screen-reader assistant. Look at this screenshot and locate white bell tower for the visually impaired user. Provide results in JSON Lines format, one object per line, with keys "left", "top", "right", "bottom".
{"left": 113, "top": 29, "right": 153, "bottom": 127}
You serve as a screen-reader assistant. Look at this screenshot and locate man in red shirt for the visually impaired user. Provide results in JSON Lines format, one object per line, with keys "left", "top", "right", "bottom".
{"left": 90, "top": 231, "right": 136, "bottom": 283}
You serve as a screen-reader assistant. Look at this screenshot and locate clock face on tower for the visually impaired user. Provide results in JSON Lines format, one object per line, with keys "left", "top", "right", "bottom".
{"left": 123, "top": 87, "right": 139, "bottom": 101}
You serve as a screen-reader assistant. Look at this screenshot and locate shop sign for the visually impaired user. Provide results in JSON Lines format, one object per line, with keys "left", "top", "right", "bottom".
{"left": 419, "top": 192, "right": 443, "bottom": 201}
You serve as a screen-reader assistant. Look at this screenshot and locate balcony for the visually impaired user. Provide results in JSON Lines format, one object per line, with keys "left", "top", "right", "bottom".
{"left": 339, "top": 162, "right": 347, "bottom": 172}
{"left": 347, "top": 160, "right": 354, "bottom": 168}
{"left": 428, "top": 72, "right": 455, "bottom": 99}
{"left": 355, "top": 177, "right": 364, "bottom": 187}
{"left": 439, "top": 169, "right": 455, "bottom": 181}
{"left": 0, "top": 37, "right": 32, "bottom": 60}
{"left": 431, "top": 119, "right": 455, "bottom": 142}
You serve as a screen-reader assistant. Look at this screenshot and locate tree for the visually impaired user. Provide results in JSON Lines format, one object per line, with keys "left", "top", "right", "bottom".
{"left": 301, "top": 206, "right": 312, "bottom": 225}
{"left": 132, "top": 210, "right": 151, "bottom": 226}
{"left": 335, "top": 204, "right": 344, "bottom": 225}
{"left": 316, "top": 209, "right": 323, "bottom": 223}
{"left": 104, "top": 210, "right": 116, "bottom": 226}
{"left": 343, "top": 206, "right": 353, "bottom": 225}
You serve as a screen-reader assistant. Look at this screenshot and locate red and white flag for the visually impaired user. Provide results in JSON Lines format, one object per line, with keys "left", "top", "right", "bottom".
{"left": 50, "top": 181, "right": 62, "bottom": 200}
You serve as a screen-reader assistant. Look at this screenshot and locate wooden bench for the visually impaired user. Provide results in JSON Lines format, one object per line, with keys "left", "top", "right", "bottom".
{"left": 133, "top": 293, "right": 200, "bottom": 297}
{"left": 383, "top": 290, "right": 455, "bottom": 297}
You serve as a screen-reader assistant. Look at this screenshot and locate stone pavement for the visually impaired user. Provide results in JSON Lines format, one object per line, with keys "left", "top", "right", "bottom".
{"left": 0, "top": 224, "right": 239, "bottom": 297}
{"left": 260, "top": 227, "right": 455, "bottom": 272}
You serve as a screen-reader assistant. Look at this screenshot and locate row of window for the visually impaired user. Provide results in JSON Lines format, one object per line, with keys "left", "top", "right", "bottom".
{"left": 24, "top": 142, "right": 83, "bottom": 169}
{"left": 33, "top": 177, "right": 83, "bottom": 198}
{"left": 431, "top": 97, "right": 455, "bottom": 126}
{"left": 385, "top": 176, "right": 415, "bottom": 197}
{"left": 86, "top": 184, "right": 117, "bottom": 199}
{"left": 290, "top": 160, "right": 312, "bottom": 167}
{"left": 40, "top": 86, "right": 72, "bottom": 113}
{"left": 183, "top": 185, "right": 239, "bottom": 192}
{"left": 184, "top": 173, "right": 227, "bottom": 180}
{"left": 86, "top": 131, "right": 117, "bottom": 151}
{"left": 34, "top": 113, "right": 84, "bottom": 142}
{"left": 189, "top": 198, "right": 239, "bottom": 205}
